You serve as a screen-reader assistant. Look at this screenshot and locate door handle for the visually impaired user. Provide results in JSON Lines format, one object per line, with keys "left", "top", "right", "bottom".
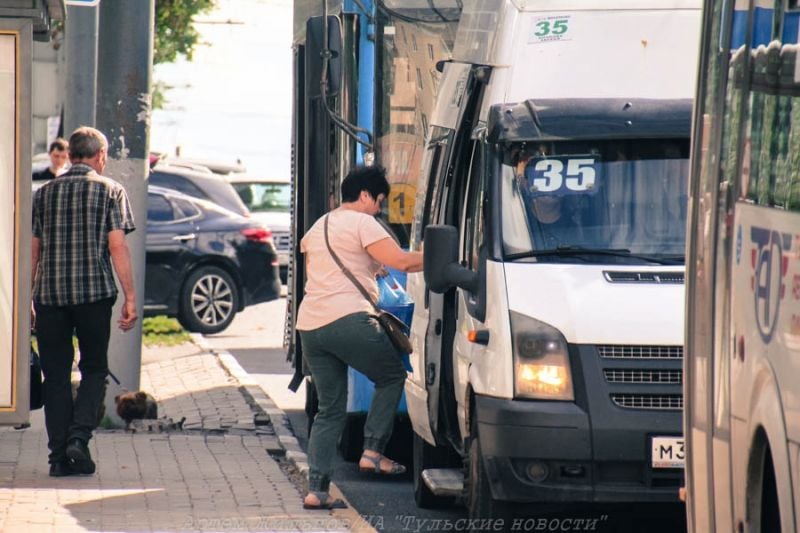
{"left": 172, "top": 233, "right": 196, "bottom": 242}
{"left": 426, "top": 363, "right": 436, "bottom": 386}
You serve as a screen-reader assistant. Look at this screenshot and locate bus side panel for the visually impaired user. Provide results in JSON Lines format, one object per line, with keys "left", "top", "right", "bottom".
{"left": 794, "top": 443, "right": 800, "bottom": 532}
{"left": 711, "top": 437, "right": 734, "bottom": 532}
{"left": 685, "top": 0, "right": 729, "bottom": 528}
{"left": 286, "top": 44, "right": 306, "bottom": 384}
{"left": 731, "top": 203, "right": 799, "bottom": 532}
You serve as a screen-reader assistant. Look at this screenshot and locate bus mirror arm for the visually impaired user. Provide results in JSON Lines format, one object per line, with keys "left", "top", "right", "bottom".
{"left": 423, "top": 225, "right": 479, "bottom": 294}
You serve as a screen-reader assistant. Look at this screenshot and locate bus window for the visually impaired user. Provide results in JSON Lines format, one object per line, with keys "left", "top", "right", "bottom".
{"left": 745, "top": 42, "right": 800, "bottom": 208}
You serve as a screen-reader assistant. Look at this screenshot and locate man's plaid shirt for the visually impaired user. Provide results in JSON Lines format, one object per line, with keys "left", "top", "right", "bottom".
{"left": 32, "top": 163, "right": 136, "bottom": 306}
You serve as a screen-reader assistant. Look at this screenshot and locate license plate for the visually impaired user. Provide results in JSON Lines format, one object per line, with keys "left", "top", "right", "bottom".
{"left": 651, "top": 436, "right": 685, "bottom": 468}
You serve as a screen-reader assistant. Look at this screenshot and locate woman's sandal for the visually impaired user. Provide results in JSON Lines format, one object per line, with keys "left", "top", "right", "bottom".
{"left": 358, "top": 453, "right": 407, "bottom": 475}
{"left": 303, "top": 491, "right": 348, "bottom": 510}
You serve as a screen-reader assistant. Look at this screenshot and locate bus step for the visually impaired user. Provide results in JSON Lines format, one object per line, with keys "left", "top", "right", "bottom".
{"left": 422, "top": 468, "right": 464, "bottom": 497}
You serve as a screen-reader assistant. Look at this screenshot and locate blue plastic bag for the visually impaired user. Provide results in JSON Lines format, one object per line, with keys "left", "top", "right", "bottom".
{"left": 378, "top": 274, "right": 412, "bottom": 306}
{"left": 377, "top": 274, "right": 414, "bottom": 371}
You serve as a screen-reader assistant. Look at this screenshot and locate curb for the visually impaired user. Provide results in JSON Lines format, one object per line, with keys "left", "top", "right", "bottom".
{"left": 190, "top": 334, "right": 375, "bottom": 530}
{"left": 190, "top": 334, "right": 311, "bottom": 475}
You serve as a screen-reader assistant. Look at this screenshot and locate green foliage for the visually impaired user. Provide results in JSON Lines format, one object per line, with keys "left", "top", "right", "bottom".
{"left": 151, "top": 80, "right": 168, "bottom": 109}
{"left": 142, "top": 316, "right": 190, "bottom": 346}
{"left": 154, "top": 0, "right": 215, "bottom": 65}
{"left": 143, "top": 315, "right": 184, "bottom": 334}
{"left": 98, "top": 414, "right": 121, "bottom": 429}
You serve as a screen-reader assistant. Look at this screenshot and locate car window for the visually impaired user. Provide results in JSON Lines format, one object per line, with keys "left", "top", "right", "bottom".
{"left": 172, "top": 197, "right": 201, "bottom": 220}
{"left": 151, "top": 172, "right": 208, "bottom": 200}
{"left": 233, "top": 182, "right": 290, "bottom": 212}
{"left": 148, "top": 193, "right": 175, "bottom": 222}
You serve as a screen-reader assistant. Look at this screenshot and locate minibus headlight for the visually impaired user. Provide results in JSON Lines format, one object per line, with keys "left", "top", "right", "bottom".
{"left": 511, "top": 311, "right": 574, "bottom": 401}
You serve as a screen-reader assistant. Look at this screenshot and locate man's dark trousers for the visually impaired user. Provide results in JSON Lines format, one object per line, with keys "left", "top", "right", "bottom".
{"left": 34, "top": 297, "right": 113, "bottom": 464}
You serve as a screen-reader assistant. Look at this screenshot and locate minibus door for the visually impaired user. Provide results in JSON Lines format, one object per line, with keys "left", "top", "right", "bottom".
{"left": 422, "top": 62, "right": 487, "bottom": 443}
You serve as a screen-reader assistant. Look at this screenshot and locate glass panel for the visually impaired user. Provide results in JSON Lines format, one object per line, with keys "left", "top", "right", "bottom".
{"left": 172, "top": 197, "right": 200, "bottom": 220}
{"left": 232, "top": 182, "right": 291, "bottom": 213}
{"left": 150, "top": 172, "right": 208, "bottom": 200}
{"left": 501, "top": 139, "right": 690, "bottom": 263}
{"left": 0, "top": 34, "right": 15, "bottom": 407}
{"left": 745, "top": 40, "right": 800, "bottom": 211}
{"left": 378, "top": 14, "right": 458, "bottom": 246}
{"left": 147, "top": 194, "right": 175, "bottom": 222}
{"left": 463, "top": 144, "right": 485, "bottom": 270}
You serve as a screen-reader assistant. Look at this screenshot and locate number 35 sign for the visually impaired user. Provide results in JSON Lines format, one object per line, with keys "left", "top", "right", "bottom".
{"left": 525, "top": 156, "right": 598, "bottom": 196}
{"left": 530, "top": 15, "right": 572, "bottom": 44}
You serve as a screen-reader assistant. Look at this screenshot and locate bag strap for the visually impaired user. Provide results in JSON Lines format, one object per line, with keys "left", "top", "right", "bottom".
{"left": 324, "top": 213, "right": 380, "bottom": 312}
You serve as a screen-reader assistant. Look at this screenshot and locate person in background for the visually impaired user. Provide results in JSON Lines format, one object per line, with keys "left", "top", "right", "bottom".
{"left": 33, "top": 138, "right": 70, "bottom": 181}
{"left": 515, "top": 153, "right": 579, "bottom": 249}
{"left": 296, "top": 165, "right": 423, "bottom": 510}
{"left": 32, "top": 127, "right": 137, "bottom": 477}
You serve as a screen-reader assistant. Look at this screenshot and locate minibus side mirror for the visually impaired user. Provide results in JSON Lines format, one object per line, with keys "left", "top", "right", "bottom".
{"left": 424, "top": 225, "right": 478, "bottom": 294}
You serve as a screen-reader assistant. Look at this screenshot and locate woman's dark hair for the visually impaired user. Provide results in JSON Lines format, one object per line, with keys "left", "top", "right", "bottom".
{"left": 341, "top": 165, "right": 390, "bottom": 203}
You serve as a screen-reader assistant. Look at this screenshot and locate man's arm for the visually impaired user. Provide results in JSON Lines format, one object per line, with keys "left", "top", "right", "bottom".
{"left": 108, "top": 229, "right": 137, "bottom": 331}
{"left": 30, "top": 236, "right": 40, "bottom": 329}
{"left": 31, "top": 236, "right": 40, "bottom": 289}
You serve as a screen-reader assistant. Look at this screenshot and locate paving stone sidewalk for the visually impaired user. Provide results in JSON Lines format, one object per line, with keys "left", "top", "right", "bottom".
{"left": 0, "top": 344, "right": 360, "bottom": 533}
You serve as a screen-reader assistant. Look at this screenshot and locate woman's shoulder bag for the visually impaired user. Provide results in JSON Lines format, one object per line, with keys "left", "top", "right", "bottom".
{"left": 323, "top": 214, "right": 413, "bottom": 354}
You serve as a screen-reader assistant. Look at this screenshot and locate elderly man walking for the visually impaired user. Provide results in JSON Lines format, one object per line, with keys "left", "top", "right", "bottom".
{"left": 31, "top": 126, "right": 137, "bottom": 477}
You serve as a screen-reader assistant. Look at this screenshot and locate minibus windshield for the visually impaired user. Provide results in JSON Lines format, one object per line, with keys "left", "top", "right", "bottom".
{"left": 500, "top": 138, "right": 689, "bottom": 265}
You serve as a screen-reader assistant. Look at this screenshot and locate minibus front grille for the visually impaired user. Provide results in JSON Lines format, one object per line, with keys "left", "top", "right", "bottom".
{"left": 603, "top": 271, "right": 684, "bottom": 284}
{"left": 604, "top": 369, "right": 682, "bottom": 384}
{"left": 598, "top": 345, "right": 683, "bottom": 360}
{"left": 610, "top": 394, "right": 683, "bottom": 411}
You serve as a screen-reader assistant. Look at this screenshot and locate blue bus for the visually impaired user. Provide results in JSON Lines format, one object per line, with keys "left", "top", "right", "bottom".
{"left": 286, "top": 0, "right": 459, "bottom": 460}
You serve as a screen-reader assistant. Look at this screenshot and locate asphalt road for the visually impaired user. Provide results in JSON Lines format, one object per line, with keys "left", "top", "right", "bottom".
{"left": 206, "top": 301, "right": 688, "bottom": 533}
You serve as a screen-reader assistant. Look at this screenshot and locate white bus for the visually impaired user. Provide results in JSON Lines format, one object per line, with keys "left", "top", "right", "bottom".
{"left": 406, "top": 0, "right": 700, "bottom": 524}
{"left": 685, "top": 1, "right": 800, "bottom": 531}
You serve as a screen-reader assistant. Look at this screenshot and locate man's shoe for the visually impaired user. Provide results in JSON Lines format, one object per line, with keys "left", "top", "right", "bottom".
{"left": 49, "top": 460, "right": 78, "bottom": 477}
{"left": 65, "top": 438, "right": 96, "bottom": 475}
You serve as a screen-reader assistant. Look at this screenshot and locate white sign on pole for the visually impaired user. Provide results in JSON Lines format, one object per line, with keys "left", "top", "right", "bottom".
{"left": 66, "top": 0, "right": 100, "bottom": 6}
{"left": 0, "top": 34, "right": 15, "bottom": 408}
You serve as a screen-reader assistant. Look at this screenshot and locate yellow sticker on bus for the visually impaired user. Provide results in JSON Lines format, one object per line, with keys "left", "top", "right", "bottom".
{"left": 388, "top": 184, "right": 416, "bottom": 224}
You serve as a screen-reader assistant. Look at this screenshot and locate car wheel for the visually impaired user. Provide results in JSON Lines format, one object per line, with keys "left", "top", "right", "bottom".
{"left": 178, "top": 266, "right": 239, "bottom": 334}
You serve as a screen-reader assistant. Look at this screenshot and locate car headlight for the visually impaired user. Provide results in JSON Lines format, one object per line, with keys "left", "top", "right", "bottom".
{"left": 511, "top": 311, "right": 574, "bottom": 400}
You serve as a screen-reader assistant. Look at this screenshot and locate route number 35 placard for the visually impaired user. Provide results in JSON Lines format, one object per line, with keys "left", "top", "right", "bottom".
{"left": 530, "top": 15, "right": 572, "bottom": 44}
{"left": 524, "top": 156, "right": 598, "bottom": 195}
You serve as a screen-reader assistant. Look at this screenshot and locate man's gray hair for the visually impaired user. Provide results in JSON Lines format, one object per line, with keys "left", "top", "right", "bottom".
{"left": 69, "top": 126, "right": 108, "bottom": 159}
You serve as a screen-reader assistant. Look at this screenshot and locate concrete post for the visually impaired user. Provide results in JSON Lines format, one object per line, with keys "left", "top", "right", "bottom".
{"left": 64, "top": 4, "right": 98, "bottom": 133}
{"left": 96, "top": 0, "right": 154, "bottom": 425}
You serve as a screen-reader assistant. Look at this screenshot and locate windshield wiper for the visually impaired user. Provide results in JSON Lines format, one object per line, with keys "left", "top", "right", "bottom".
{"left": 506, "top": 246, "right": 682, "bottom": 265}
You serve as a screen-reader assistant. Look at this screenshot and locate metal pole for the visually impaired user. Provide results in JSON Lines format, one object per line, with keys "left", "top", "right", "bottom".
{"left": 96, "top": 0, "right": 154, "bottom": 425}
{"left": 63, "top": 4, "right": 98, "bottom": 132}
